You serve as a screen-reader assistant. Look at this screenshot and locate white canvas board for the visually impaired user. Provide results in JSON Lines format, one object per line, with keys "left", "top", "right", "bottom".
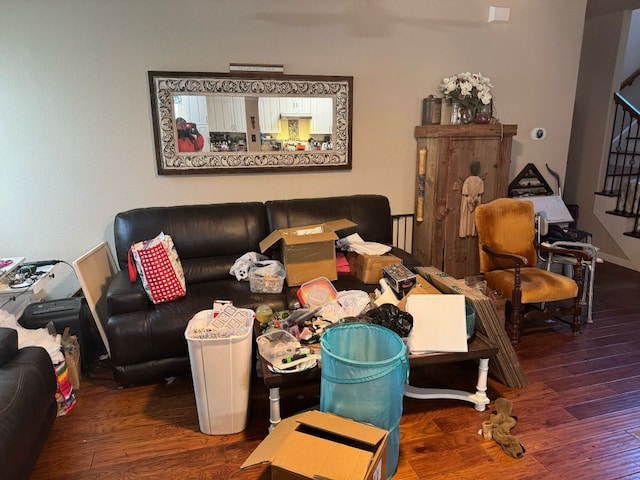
{"left": 406, "top": 294, "right": 468, "bottom": 353}
{"left": 516, "top": 195, "right": 574, "bottom": 224}
{"left": 73, "top": 242, "right": 117, "bottom": 356}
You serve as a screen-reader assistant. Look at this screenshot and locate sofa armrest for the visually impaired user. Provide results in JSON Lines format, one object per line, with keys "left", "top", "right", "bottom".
{"left": 0, "top": 328, "right": 18, "bottom": 367}
{"left": 107, "top": 269, "right": 150, "bottom": 316}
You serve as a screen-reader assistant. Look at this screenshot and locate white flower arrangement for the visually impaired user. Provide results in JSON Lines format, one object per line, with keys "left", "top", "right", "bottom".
{"left": 439, "top": 72, "right": 493, "bottom": 111}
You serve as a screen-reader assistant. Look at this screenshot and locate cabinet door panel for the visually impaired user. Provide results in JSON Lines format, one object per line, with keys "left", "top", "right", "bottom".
{"left": 279, "top": 97, "right": 311, "bottom": 115}
{"left": 445, "top": 139, "right": 478, "bottom": 279}
{"left": 447, "top": 137, "right": 509, "bottom": 277}
{"left": 258, "top": 97, "right": 281, "bottom": 133}
{"left": 207, "top": 97, "right": 247, "bottom": 132}
{"left": 413, "top": 125, "right": 516, "bottom": 279}
{"left": 310, "top": 98, "right": 333, "bottom": 134}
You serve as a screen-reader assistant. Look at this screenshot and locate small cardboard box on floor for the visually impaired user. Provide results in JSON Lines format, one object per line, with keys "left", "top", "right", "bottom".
{"left": 241, "top": 410, "right": 388, "bottom": 480}
{"left": 347, "top": 252, "right": 401, "bottom": 284}
{"left": 260, "top": 219, "right": 356, "bottom": 286}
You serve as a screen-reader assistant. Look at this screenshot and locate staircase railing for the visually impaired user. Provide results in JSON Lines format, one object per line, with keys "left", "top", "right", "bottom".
{"left": 621, "top": 65, "right": 640, "bottom": 90}
{"left": 599, "top": 92, "right": 640, "bottom": 238}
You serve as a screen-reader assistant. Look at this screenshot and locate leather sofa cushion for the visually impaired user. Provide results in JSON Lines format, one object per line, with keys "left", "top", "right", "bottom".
{"left": 0, "top": 328, "right": 17, "bottom": 366}
{"left": 107, "top": 270, "right": 150, "bottom": 316}
{"left": 113, "top": 203, "right": 269, "bottom": 284}
{"left": 107, "top": 278, "right": 288, "bottom": 367}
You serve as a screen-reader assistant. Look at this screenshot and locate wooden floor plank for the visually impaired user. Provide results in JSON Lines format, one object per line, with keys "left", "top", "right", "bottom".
{"left": 543, "top": 360, "right": 640, "bottom": 393}
{"left": 565, "top": 391, "right": 640, "bottom": 420}
{"left": 544, "top": 447, "right": 640, "bottom": 480}
{"left": 532, "top": 430, "right": 640, "bottom": 470}
{"left": 516, "top": 405, "right": 640, "bottom": 452}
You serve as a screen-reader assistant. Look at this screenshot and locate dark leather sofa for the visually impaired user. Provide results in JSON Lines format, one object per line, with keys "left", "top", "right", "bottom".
{"left": 107, "top": 194, "right": 420, "bottom": 386}
{"left": 0, "top": 328, "right": 57, "bottom": 480}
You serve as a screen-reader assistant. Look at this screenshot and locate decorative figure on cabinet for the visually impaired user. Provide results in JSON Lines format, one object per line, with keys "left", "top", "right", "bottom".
{"left": 459, "top": 160, "right": 485, "bottom": 238}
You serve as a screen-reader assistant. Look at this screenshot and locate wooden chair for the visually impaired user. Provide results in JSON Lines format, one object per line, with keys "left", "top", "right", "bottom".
{"left": 474, "top": 198, "right": 591, "bottom": 345}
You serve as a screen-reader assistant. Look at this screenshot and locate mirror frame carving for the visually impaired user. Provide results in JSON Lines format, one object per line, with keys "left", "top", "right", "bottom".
{"left": 148, "top": 71, "right": 353, "bottom": 175}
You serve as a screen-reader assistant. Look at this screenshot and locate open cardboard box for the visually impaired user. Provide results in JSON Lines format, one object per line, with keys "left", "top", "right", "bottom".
{"left": 396, "top": 274, "right": 441, "bottom": 311}
{"left": 260, "top": 219, "right": 356, "bottom": 286}
{"left": 241, "top": 410, "right": 388, "bottom": 480}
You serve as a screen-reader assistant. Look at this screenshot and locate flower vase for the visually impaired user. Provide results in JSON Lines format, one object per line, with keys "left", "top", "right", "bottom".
{"left": 459, "top": 107, "right": 474, "bottom": 124}
{"left": 474, "top": 103, "right": 492, "bottom": 124}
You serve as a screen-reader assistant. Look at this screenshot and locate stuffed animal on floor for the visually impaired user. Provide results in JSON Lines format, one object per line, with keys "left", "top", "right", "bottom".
{"left": 490, "top": 397, "right": 525, "bottom": 459}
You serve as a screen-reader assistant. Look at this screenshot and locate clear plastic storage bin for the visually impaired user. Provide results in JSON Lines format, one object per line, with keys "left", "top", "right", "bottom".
{"left": 248, "top": 261, "right": 285, "bottom": 294}
{"left": 249, "top": 271, "right": 285, "bottom": 293}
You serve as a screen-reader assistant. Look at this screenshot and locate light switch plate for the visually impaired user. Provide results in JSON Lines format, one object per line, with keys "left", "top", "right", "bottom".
{"left": 488, "top": 6, "right": 510, "bottom": 23}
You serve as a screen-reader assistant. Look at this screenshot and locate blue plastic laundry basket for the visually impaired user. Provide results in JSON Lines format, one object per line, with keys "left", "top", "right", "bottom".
{"left": 320, "top": 322, "right": 408, "bottom": 478}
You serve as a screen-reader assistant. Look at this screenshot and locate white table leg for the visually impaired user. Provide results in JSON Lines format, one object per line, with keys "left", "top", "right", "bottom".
{"left": 471, "top": 357, "right": 490, "bottom": 411}
{"left": 404, "top": 357, "right": 491, "bottom": 412}
{"left": 268, "top": 387, "right": 281, "bottom": 432}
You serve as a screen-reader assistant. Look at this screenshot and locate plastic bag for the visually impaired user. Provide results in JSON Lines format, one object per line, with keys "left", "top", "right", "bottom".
{"left": 317, "top": 290, "right": 372, "bottom": 322}
{"left": 361, "top": 303, "right": 413, "bottom": 338}
{"left": 128, "top": 232, "right": 186, "bottom": 304}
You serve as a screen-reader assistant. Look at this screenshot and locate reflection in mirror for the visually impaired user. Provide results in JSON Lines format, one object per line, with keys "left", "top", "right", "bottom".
{"left": 173, "top": 94, "right": 335, "bottom": 154}
{"left": 149, "top": 71, "right": 352, "bottom": 175}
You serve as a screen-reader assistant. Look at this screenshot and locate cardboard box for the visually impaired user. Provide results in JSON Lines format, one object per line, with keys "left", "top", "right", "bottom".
{"left": 484, "top": 286, "right": 507, "bottom": 329}
{"left": 347, "top": 252, "right": 402, "bottom": 284}
{"left": 382, "top": 263, "right": 416, "bottom": 296}
{"left": 241, "top": 410, "right": 388, "bottom": 480}
{"left": 260, "top": 219, "right": 356, "bottom": 286}
{"left": 396, "top": 274, "right": 441, "bottom": 311}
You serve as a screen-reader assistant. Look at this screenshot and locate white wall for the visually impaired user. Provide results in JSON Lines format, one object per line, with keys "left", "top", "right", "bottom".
{"left": 623, "top": 9, "right": 640, "bottom": 76}
{"left": 565, "top": 8, "right": 637, "bottom": 266}
{"left": 622, "top": 9, "right": 640, "bottom": 106}
{"left": 0, "top": 0, "right": 587, "bottom": 295}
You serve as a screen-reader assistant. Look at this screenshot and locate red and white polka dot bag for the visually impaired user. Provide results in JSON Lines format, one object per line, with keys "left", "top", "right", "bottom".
{"left": 128, "top": 232, "right": 186, "bottom": 304}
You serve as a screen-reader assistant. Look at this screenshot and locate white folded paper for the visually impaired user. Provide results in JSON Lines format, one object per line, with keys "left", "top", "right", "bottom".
{"left": 336, "top": 233, "right": 391, "bottom": 256}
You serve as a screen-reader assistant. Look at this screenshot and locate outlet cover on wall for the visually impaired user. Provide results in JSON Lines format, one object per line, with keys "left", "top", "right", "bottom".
{"left": 488, "top": 6, "right": 510, "bottom": 23}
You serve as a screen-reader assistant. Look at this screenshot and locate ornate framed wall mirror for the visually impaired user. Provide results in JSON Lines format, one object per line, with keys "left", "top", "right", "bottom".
{"left": 148, "top": 71, "right": 353, "bottom": 175}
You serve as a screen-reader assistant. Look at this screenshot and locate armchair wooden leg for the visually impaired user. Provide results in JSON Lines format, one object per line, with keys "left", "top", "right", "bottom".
{"left": 572, "top": 299, "right": 582, "bottom": 336}
{"left": 510, "top": 288, "right": 523, "bottom": 345}
{"left": 571, "top": 259, "right": 585, "bottom": 337}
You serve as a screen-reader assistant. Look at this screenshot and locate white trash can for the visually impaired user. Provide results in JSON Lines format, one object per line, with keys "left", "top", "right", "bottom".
{"left": 185, "top": 308, "right": 253, "bottom": 435}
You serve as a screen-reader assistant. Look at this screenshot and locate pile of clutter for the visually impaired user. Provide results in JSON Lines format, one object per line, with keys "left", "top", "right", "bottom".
{"left": 186, "top": 301, "right": 254, "bottom": 340}
{"left": 254, "top": 276, "right": 415, "bottom": 374}
{"left": 0, "top": 309, "right": 77, "bottom": 415}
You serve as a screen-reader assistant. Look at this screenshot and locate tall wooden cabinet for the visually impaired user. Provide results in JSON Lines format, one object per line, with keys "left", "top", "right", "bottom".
{"left": 413, "top": 124, "right": 517, "bottom": 279}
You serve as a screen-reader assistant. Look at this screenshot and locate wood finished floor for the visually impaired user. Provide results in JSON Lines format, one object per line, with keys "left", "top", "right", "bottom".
{"left": 32, "top": 261, "right": 640, "bottom": 480}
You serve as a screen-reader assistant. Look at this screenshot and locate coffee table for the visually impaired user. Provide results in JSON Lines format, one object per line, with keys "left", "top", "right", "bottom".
{"left": 257, "top": 330, "right": 499, "bottom": 430}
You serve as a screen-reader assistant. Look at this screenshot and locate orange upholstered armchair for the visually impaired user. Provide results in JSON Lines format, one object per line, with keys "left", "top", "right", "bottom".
{"left": 475, "top": 198, "right": 591, "bottom": 344}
